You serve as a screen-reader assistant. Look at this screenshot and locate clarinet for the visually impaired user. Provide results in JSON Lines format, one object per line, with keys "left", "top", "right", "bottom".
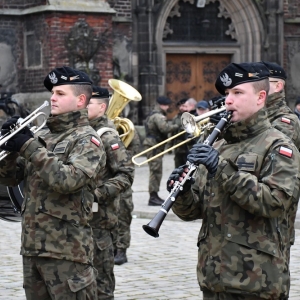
{"left": 142, "top": 110, "right": 233, "bottom": 238}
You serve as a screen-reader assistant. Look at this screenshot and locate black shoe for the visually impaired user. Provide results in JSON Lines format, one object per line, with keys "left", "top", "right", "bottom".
{"left": 114, "top": 249, "right": 128, "bottom": 265}
{"left": 148, "top": 193, "right": 164, "bottom": 206}
{"left": 148, "top": 197, "right": 164, "bottom": 206}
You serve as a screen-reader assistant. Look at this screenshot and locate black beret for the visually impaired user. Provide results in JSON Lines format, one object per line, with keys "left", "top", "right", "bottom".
{"left": 295, "top": 96, "right": 300, "bottom": 106}
{"left": 261, "top": 61, "right": 287, "bottom": 80}
{"left": 44, "top": 66, "right": 93, "bottom": 91}
{"left": 157, "top": 96, "right": 172, "bottom": 105}
{"left": 92, "top": 85, "right": 110, "bottom": 99}
{"left": 215, "top": 62, "right": 270, "bottom": 95}
{"left": 176, "top": 98, "right": 188, "bottom": 106}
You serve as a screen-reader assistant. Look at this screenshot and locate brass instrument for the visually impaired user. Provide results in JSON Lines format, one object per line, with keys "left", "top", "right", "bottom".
{"left": 132, "top": 106, "right": 226, "bottom": 167}
{"left": 107, "top": 79, "right": 142, "bottom": 147}
{"left": 0, "top": 100, "right": 49, "bottom": 160}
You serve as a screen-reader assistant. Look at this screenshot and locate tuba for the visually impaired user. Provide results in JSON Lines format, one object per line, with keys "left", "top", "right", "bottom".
{"left": 107, "top": 79, "right": 142, "bottom": 147}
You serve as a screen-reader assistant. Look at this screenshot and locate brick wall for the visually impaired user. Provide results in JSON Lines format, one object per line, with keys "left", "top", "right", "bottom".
{"left": 16, "top": 12, "right": 114, "bottom": 92}
{"left": 111, "top": 0, "right": 132, "bottom": 19}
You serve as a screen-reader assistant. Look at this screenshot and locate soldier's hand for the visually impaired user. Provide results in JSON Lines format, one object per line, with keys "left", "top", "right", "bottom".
{"left": 0, "top": 126, "right": 33, "bottom": 152}
{"left": 1, "top": 115, "right": 20, "bottom": 136}
{"left": 209, "top": 111, "right": 226, "bottom": 125}
{"left": 187, "top": 143, "right": 219, "bottom": 178}
{"left": 167, "top": 164, "right": 194, "bottom": 193}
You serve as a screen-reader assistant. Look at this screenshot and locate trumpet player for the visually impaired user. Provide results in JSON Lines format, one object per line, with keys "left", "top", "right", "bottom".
{"left": 0, "top": 66, "right": 106, "bottom": 300}
{"left": 87, "top": 85, "right": 134, "bottom": 298}
{"left": 167, "top": 62, "right": 300, "bottom": 300}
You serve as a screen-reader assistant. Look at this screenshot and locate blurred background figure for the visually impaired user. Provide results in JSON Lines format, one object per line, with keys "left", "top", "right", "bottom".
{"left": 295, "top": 96, "right": 300, "bottom": 120}
{"left": 143, "top": 96, "right": 179, "bottom": 205}
{"left": 181, "top": 97, "right": 197, "bottom": 115}
{"left": 172, "top": 98, "right": 189, "bottom": 168}
{"left": 196, "top": 100, "right": 210, "bottom": 116}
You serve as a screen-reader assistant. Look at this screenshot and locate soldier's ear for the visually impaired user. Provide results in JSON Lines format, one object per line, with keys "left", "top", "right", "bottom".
{"left": 257, "top": 90, "right": 267, "bottom": 105}
{"left": 77, "top": 94, "right": 86, "bottom": 108}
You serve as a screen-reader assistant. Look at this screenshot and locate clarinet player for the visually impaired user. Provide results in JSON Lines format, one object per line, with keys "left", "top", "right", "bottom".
{"left": 167, "top": 62, "right": 300, "bottom": 300}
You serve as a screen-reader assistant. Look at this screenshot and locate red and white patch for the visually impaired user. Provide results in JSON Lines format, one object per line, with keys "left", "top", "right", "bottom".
{"left": 111, "top": 143, "right": 120, "bottom": 150}
{"left": 281, "top": 117, "right": 291, "bottom": 124}
{"left": 279, "top": 146, "right": 293, "bottom": 158}
{"left": 91, "top": 136, "right": 100, "bottom": 147}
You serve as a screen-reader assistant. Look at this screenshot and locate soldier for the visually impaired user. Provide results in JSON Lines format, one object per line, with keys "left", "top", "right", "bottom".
{"left": 172, "top": 98, "right": 190, "bottom": 168}
{"left": 87, "top": 86, "right": 134, "bottom": 299}
{"left": 261, "top": 61, "right": 300, "bottom": 255}
{"left": 294, "top": 96, "right": 300, "bottom": 120}
{"left": 0, "top": 66, "right": 106, "bottom": 300}
{"left": 0, "top": 93, "right": 30, "bottom": 209}
{"left": 196, "top": 100, "right": 210, "bottom": 116}
{"left": 168, "top": 62, "right": 300, "bottom": 299}
{"left": 143, "top": 96, "right": 179, "bottom": 206}
{"left": 261, "top": 61, "right": 300, "bottom": 150}
{"left": 181, "top": 97, "right": 197, "bottom": 116}
{"left": 114, "top": 129, "right": 141, "bottom": 266}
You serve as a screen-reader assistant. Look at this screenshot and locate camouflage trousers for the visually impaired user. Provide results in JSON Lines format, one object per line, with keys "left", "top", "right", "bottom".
{"left": 115, "top": 187, "right": 134, "bottom": 250}
{"left": 93, "top": 228, "right": 115, "bottom": 300}
{"left": 203, "top": 291, "right": 270, "bottom": 300}
{"left": 146, "top": 147, "right": 163, "bottom": 193}
{"left": 23, "top": 256, "right": 97, "bottom": 300}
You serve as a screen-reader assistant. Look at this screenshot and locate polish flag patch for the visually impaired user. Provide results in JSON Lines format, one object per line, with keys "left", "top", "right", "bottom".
{"left": 281, "top": 117, "right": 291, "bottom": 124}
{"left": 279, "top": 146, "right": 293, "bottom": 158}
{"left": 91, "top": 136, "right": 100, "bottom": 147}
{"left": 111, "top": 143, "right": 120, "bottom": 150}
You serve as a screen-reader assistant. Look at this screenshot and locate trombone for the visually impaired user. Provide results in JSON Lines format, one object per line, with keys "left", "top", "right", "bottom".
{"left": 0, "top": 100, "right": 49, "bottom": 160}
{"left": 132, "top": 106, "right": 226, "bottom": 167}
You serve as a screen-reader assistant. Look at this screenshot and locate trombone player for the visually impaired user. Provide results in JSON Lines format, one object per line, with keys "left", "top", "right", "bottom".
{"left": 143, "top": 96, "right": 179, "bottom": 206}
{"left": 0, "top": 66, "right": 106, "bottom": 300}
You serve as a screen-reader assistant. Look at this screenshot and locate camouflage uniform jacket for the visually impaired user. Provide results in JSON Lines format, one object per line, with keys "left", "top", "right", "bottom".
{"left": 0, "top": 109, "right": 106, "bottom": 265}
{"left": 143, "top": 106, "right": 179, "bottom": 147}
{"left": 172, "top": 108, "right": 300, "bottom": 299}
{"left": 89, "top": 114, "right": 134, "bottom": 231}
{"left": 267, "top": 91, "right": 300, "bottom": 149}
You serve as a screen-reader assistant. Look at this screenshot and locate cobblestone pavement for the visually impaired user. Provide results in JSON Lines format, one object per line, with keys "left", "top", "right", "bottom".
{"left": 1, "top": 154, "right": 300, "bottom": 299}
{"left": 1, "top": 219, "right": 300, "bottom": 299}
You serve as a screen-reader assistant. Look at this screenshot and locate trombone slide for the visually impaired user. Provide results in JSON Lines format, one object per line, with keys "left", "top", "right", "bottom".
{"left": 132, "top": 106, "right": 226, "bottom": 167}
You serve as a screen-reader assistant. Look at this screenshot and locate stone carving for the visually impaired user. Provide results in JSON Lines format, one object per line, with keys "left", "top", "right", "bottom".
{"left": 65, "top": 19, "right": 108, "bottom": 85}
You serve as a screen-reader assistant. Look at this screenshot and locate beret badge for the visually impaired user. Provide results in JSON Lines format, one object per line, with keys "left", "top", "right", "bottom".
{"left": 220, "top": 73, "right": 232, "bottom": 87}
{"left": 49, "top": 72, "right": 58, "bottom": 84}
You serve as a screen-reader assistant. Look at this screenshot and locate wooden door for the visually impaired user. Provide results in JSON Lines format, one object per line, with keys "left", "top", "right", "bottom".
{"left": 165, "top": 53, "right": 231, "bottom": 119}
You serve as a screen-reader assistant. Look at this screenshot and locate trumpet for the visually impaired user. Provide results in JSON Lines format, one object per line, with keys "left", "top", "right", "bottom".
{"left": 132, "top": 106, "right": 226, "bottom": 167}
{"left": 0, "top": 100, "right": 49, "bottom": 160}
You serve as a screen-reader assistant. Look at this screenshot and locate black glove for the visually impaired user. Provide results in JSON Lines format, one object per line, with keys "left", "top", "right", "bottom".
{"left": 187, "top": 143, "right": 219, "bottom": 178}
{"left": 166, "top": 164, "right": 195, "bottom": 193}
{"left": 1, "top": 115, "right": 20, "bottom": 136}
{"left": 209, "top": 112, "right": 226, "bottom": 125}
{"left": 0, "top": 126, "right": 33, "bottom": 152}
